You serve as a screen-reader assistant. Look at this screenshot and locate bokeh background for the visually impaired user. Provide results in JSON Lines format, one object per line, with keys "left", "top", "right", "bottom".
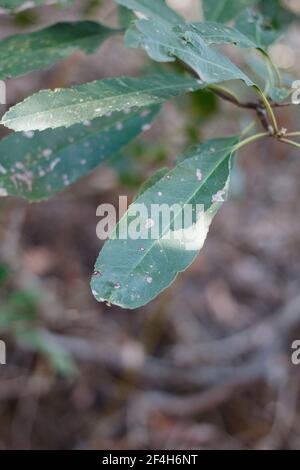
{"left": 0, "top": 0, "right": 300, "bottom": 450}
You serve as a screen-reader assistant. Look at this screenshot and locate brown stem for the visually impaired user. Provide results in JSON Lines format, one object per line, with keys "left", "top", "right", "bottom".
{"left": 256, "top": 105, "right": 274, "bottom": 133}
{"left": 270, "top": 101, "right": 297, "bottom": 108}
{"left": 210, "top": 87, "right": 258, "bottom": 110}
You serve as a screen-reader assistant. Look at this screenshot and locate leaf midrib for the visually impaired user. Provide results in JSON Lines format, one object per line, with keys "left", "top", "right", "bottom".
{"left": 189, "top": 24, "right": 256, "bottom": 48}
{"left": 2, "top": 79, "right": 198, "bottom": 127}
{"left": 139, "top": 30, "right": 249, "bottom": 80}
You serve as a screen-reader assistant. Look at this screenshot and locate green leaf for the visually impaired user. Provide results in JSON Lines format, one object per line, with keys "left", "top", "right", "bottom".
{"left": 246, "top": 54, "right": 276, "bottom": 87}
{"left": 202, "top": 0, "right": 259, "bottom": 23}
{"left": 114, "top": 0, "right": 183, "bottom": 26}
{"left": 0, "top": 290, "right": 39, "bottom": 327}
{"left": 268, "top": 86, "right": 291, "bottom": 102}
{"left": 134, "top": 167, "right": 169, "bottom": 199}
{"left": 0, "top": 106, "right": 160, "bottom": 201}
{"left": 1, "top": 74, "right": 201, "bottom": 132}
{"left": 0, "top": 21, "right": 119, "bottom": 80}
{"left": 175, "top": 22, "right": 261, "bottom": 49}
{"left": 16, "top": 329, "right": 77, "bottom": 377}
{"left": 0, "top": 0, "right": 72, "bottom": 10}
{"left": 235, "top": 10, "right": 282, "bottom": 48}
{"left": 127, "top": 20, "right": 254, "bottom": 86}
{"left": 258, "top": 0, "right": 299, "bottom": 30}
{"left": 246, "top": 54, "right": 293, "bottom": 100}
{"left": 125, "top": 23, "right": 173, "bottom": 62}
{"left": 0, "top": 263, "right": 10, "bottom": 284}
{"left": 91, "top": 136, "right": 239, "bottom": 309}
{"left": 118, "top": 5, "right": 135, "bottom": 28}
{"left": 0, "top": 0, "right": 45, "bottom": 7}
{"left": 247, "top": 54, "right": 294, "bottom": 87}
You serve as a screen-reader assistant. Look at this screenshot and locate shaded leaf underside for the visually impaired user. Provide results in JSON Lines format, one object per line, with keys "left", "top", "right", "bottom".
{"left": 0, "top": 21, "right": 119, "bottom": 80}
{"left": 0, "top": 105, "right": 160, "bottom": 201}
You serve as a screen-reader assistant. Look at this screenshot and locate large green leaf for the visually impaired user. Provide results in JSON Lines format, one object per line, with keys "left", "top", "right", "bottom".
{"left": 235, "top": 10, "right": 281, "bottom": 48}
{"left": 1, "top": 74, "right": 201, "bottom": 132}
{"left": 0, "top": 22, "right": 119, "bottom": 80}
{"left": 0, "top": 106, "right": 160, "bottom": 201}
{"left": 126, "top": 20, "right": 254, "bottom": 86}
{"left": 114, "top": 0, "right": 183, "bottom": 26}
{"left": 202, "top": 0, "right": 259, "bottom": 23}
{"left": 91, "top": 136, "right": 239, "bottom": 309}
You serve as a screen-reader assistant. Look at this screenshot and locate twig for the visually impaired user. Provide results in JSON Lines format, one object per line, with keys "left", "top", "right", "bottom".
{"left": 279, "top": 138, "right": 300, "bottom": 149}
{"left": 170, "top": 293, "right": 300, "bottom": 366}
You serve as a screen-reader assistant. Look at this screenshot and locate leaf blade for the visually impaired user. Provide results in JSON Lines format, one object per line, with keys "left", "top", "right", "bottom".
{"left": 202, "top": 0, "right": 259, "bottom": 23}
{"left": 114, "top": 0, "right": 183, "bottom": 26}
{"left": 1, "top": 74, "right": 201, "bottom": 132}
{"left": 0, "top": 21, "right": 119, "bottom": 80}
{"left": 235, "top": 10, "right": 282, "bottom": 48}
{"left": 175, "top": 22, "right": 257, "bottom": 49}
{"left": 91, "top": 136, "right": 239, "bottom": 309}
{"left": 127, "top": 19, "right": 254, "bottom": 86}
{"left": 0, "top": 106, "right": 160, "bottom": 201}
{"left": 0, "top": 0, "right": 72, "bottom": 10}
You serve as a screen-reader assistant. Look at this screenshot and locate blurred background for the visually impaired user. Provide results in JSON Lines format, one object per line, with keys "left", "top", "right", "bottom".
{"left": 0, "top": 0, "right": 300, "bottom": 450}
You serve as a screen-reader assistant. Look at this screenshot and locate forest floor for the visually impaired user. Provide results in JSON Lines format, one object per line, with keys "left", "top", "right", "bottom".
{"left": 0, "top": 0, "right": 300, "bottom": 450}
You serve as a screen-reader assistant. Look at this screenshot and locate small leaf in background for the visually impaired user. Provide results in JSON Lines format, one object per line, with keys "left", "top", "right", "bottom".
{"left": 91, "top": 136, "right": 239, "bottom": 309}
{"left": 248, "top": 54, "right": 295, "bottom": 87}
{"left": 1, "top": 74, "right": 201, "bottom": 132}
{"left": 268, "top": 86, "right": 291, "bottom": 102}
{"left": 234, "top": 10, "right": 282, "bottom": 48}
{"left": 0, "top": 263, "right": 10, "bottom": 284}
{"left": 118, "top": 5, "right": 135, "bottom": 28}
{"left": 110, "top": 141, "right": 169, "bottom": 189}
{"left": 258, "top": 0, "right": 299, "bottom": 30}
{"left": 16, "top": 329, "right": 77, "bottom": 377}
{"left": 189, "top": 88, "right": 218, "bottom": 118}
{"left": 0, "top": 21, "right": 119, "bottom": 80}
{"left": 110, "top": 154, "right": 142, "bottom": 188}
{"left": 246, "top": 53, "right": 278, "bottom": 89}
{"left": 185, "top": 89, "right": 219, "bottom": 145}
{"left": 246, "top": 54, "right": 293, "bottom": 101}
{"left": 128, "top": 20, "right": 254, "bottom": 87}
{"left": 0, "top": 290, "right": 39, "bottom": 327}
{"left": 202, "top": 0, "right": 259, "bottom": 23}
{"left": 115, "top": 0, "right": 183, "bottom": 26}
{"left": 0, "top": 105, "right": 160, "bottom": 201}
